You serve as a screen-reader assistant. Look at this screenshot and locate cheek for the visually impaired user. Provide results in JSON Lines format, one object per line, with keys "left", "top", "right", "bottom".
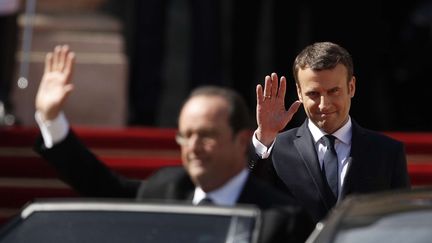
{"left": 336, "top": 97, "right": 350, "bottom": 110}
{"left": 180, "top": 148, "right": 189, "bottom": 162}
{"left": 211, "top": 144, "right": 231, "bottom": 160}
{"left": 303, "top": 99, "right": 317, "bottom": 112}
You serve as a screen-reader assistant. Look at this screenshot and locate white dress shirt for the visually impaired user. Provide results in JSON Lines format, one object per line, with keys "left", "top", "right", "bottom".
{"left": 192, "top": 169, "right": 249, "bottom": 206}
{"left": 35, "top": 111, "right": 69, "bottom": 148}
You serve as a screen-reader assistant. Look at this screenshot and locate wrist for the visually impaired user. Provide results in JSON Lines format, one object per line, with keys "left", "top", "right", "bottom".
{"left": 255, "top": 127, "right": 277, "bottom": 147}
{"left": 36, "top": 108, "right": 60, "bottom": 122}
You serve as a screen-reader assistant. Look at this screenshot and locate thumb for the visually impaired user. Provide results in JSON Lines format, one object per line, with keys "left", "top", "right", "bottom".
{"left": 64, "top": 84, "right": 75, "bottom": 94}
{"left": 285, "top": 100, "right": 302, "bottom": 121}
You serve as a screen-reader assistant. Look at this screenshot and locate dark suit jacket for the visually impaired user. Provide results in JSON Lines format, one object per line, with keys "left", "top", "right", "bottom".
{"left": 251, "top": 119, "right": 411, "bottom": 224}
{"left": 34, "top": 130, "right": 314, "bottom": 243}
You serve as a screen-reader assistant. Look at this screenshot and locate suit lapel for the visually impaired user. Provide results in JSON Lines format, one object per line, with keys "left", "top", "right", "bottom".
{"left": 236, "top": 174, "right": 296, "bottom": 209}
{"left": 293, "top": 122, "right": 336, "bottom": 209}
{"left": 341, "top": 120, "right": 366, "bottom": 197}
{"left": 236, "top": 175, "right": 256, "bottom": 204}
{"left": 169, "top": 170, "right": 196, "bottom": 202}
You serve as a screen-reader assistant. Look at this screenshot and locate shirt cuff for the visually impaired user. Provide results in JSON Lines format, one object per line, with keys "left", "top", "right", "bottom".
{"left": 35, "top": 111, "right": 70, "bottom": 148}
{"left": 252, "top": 131, "right": 276, "bottom": 159}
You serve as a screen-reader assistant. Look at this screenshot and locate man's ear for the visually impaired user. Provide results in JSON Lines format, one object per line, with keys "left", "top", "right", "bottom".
{"left": 349, "top": 76, "right": 356, "bottom": 98}
{"left": 296, "top": 83, "right": 303, "bottom": 102}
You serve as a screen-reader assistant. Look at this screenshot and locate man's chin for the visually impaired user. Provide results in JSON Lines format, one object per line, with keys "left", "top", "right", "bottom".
{"left": 188, "top": 165, "right": 206, "bottom": 178}
{"left": 316, "top": 121, "right": 333, "bottom": 133}
{"left": 189, "top": 170, "right": 208, "bottom": 185}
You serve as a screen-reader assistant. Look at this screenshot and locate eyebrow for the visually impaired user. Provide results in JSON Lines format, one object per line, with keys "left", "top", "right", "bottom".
{"left": 304, "top": 90, "right": 319, "bottom": 95}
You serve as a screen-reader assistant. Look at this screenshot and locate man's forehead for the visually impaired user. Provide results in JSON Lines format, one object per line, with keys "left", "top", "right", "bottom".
{"left": 179, "top": 96, "right": 229, "bottom": 124}
{"left": 299, "top": 64, "right": 348, "bottom": 74}
{"left": 182, "top": 96, "right": 228, "bottom": 113}
{"left": 299, "top": 64, "right": 348, "bottom": 82}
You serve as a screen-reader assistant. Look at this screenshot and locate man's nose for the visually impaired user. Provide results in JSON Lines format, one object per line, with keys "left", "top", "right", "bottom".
{"left": 184, "top": 135, "right": 206, "bottom": 151}
{"left": 318, "top": 95, "right": 331, "bottom": 110}
{"left": 188, "top": 135, "right": 200, "bottom": 148}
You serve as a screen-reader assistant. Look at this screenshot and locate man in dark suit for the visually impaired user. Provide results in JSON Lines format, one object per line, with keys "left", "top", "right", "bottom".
{"left": 250, "top": 41, "right": 411, "bottom": 224}
{"left": 33, "top": 45, "right": 314, "bottom": 243}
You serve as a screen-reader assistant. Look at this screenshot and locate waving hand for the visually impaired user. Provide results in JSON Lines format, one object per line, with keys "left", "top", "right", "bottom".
{"left": 35, "top": 45, "right": 75, "bottom": 121}
{"left": 255, "top": 73, "right": 301, "bottom": 146}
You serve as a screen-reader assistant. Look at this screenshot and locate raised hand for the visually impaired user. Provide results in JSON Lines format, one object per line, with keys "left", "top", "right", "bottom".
{"left": 255, "top": 73, "right": 301, "bottom": 146}
{"left": 35, "top": 45, "right": 75, "bottom": 121}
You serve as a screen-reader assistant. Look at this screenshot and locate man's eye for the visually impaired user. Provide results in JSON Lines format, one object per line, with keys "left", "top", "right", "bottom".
{"left": 307, "top": 92, "right": 319, "bottom": 98}
{"left": 329, "top": 88, "right": 340, "bottom": 95}
{"left": 199, "top": 131, "right": 217, "bottom": 139}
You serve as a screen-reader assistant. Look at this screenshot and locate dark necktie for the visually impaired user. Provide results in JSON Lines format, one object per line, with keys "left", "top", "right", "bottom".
{"left": 198, "top": 197, "right": 214, "bottom": 205}
{"left": 322, "top": 135, "right": 338, "bottom": 198}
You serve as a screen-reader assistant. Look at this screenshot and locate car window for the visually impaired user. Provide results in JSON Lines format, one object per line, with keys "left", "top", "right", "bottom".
{"left": 0, "top": 202, "right": 260, "bottom": 243}
{"left": 334, "top": 210, "right": 432, "bottom": 243}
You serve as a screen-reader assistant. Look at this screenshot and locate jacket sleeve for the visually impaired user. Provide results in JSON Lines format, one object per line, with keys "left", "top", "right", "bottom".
{"left": 34, "top": 129, "right": 141, "bottom": 198}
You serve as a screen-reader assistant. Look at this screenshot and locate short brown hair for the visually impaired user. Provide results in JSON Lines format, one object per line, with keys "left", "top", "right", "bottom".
{"left": 293, "top": 42, "right": 354, "bottom": 84}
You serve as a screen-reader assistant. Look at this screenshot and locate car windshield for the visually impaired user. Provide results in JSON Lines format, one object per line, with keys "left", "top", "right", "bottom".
{"left": 334, "top": 210, "right": 432, "bottom": 243}
{"left": 0, "top": 202, "right": 259, "bottom": 243}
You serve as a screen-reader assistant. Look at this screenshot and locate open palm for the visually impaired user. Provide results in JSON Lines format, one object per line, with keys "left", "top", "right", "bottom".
{"left": 255, "top": 73, "right": 301, "bottom": 146}
{"left": 35, "top": 45, "right": 75, "bottom": 121}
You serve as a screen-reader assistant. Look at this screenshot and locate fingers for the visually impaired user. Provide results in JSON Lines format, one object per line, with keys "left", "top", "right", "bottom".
{"left": 256, "top": 84, "right": 264, "bottom": 104}
{"left": 58, "top": 45, "right": 69, "bottom": 71}
{"left": 52, "top": 46, "right": 60, "bottom": 70}
{"left": 270, "top": 73, "right": 278, "bottom": 98}
{"left": 278, "top": 76, "right": 287, "bottom": 99}
{"left": 263, "top": 75, "right": 272, "bottom": 98}
{"left": 262, "top": 72, "right": 287, "bottom": 99}
{"left": 44, "top": 44, "right": 75, "bottom": 78}
{"left": 64, "top": 51, "right": 76, "bottom": 83}
{"left": 44, "top": 52, "right": 53, "bottom": 74}
{"left": 50, "top": 45, "right": 71, "bottom": 71}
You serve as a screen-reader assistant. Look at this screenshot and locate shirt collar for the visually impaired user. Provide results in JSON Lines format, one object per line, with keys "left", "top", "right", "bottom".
{"left": 308, "top": 117, "right": 352, "bottom": 146}
{"left": 193, "top": 169, "right": 249, "bottom": 206}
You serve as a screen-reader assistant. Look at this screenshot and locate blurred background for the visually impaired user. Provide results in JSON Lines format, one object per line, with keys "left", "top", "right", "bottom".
{"left": 3, "top": 0, "right": 432, "bottom": 131}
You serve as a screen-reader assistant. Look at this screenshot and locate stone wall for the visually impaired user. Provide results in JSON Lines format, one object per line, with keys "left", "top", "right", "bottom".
{"left": 12, "top": 0, "right": 127, "bottom": 127}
